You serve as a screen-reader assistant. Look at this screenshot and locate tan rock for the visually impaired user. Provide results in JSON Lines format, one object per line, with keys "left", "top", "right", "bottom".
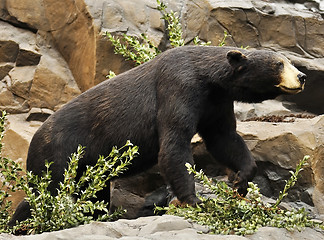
{"left": 43, "top": 0, "right": 97, "bottom": 91}
{"left": 8, "top": 66, "right": 36, "bottom": 100}
{"left": 0, "top": 83, "right": 28, "bottom": 114}
{"left": 0, "top": 63, "right": 14, "bottom": 80}
{"left": 0, "top": 20, "right": 81, "bottom": 113}
{"left": 6, "top": 0, "right": 48, "bottom": 31}
{"left": 0, "top": 21, "right": 37, "bottom": 54}
{"left": 27, "top": 43, "right": 81, "bottom": 110}
{"left": 28, "top": 62, "right": 80, "bottom": 110}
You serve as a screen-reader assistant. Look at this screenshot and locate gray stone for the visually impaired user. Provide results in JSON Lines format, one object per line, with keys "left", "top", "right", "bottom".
{"left": 234, "top": 100, "right": 295, "bottom": 121}
{"left": 1, "top": 215, "right": 323, "bottom": 239}
{"left": 110, "top": 166, "right": 168, "bottom": 219}
{"left": 138, "top": 215, "right": 192, "bottom": 236}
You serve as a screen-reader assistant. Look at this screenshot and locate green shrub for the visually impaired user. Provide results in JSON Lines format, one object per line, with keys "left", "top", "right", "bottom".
{"left": 156, "top": 157, "right": 323, "bottom": 235}
{"left": 0, "top": 111, "right": 138, "bottom": 234}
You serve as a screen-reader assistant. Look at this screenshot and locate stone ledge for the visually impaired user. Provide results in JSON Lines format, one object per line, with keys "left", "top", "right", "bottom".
{"left": 1, "top": 215, "right": 323, "bottom": 240}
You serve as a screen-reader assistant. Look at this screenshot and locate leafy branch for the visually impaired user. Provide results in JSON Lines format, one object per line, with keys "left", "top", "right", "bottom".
{"left": 273, "top": 155, "right": 309, "bottom": 208}
{"left": 156, "top": 157, "right": 323, "bottom": 235}
{"left": 0, "top": 111, "right": 138, "bottom": 234}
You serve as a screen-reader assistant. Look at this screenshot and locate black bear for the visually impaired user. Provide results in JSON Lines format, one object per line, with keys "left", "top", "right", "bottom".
{"left": 10, "top": 46, "right": 306, "bottom": 225}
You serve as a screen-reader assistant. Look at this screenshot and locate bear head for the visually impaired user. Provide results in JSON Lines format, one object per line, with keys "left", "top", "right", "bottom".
{"left": 223, "top": 49, "right": 306, "bottom": 103}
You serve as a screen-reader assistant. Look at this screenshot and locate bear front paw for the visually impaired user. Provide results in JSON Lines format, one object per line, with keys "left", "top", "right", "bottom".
{"left": 170, "top": 196, "right": 202, "bottom": 207}
{"left": 233, "top": 171, "right": 249, "bottom": 196}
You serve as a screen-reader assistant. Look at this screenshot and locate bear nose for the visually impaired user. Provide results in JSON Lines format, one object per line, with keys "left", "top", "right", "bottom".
{"left": 297, "top": 73, "right": 307, "bottom": 85}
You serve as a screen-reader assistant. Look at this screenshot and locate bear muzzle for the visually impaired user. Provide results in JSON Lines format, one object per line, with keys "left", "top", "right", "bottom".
{"left": 276, "top": 63, "right": 306, "bottom": 94}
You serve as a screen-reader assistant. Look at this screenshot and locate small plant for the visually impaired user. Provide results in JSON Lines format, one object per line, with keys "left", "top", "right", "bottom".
{"left": 218, "top": 31, "right": 229, "bottom": 47}
{"left": 107, "top": 33, "right": 160, "bottom": 66}
{"left": 156, "top": 156, "right": 323, "bottom": 235}
{"left": 156, "top": 0, "right": 184, "bottom": 48}
{"left": 273, "top": 156, "right": 309, "bottom": 208}
{"left": 107, "top": 70, "right": 117, "bottom": 79}
{"left": 0, "top": 110, "right": 15, "bottom": 231}
{"left": 0, "top": 110, "right": 138, "bottom": 234}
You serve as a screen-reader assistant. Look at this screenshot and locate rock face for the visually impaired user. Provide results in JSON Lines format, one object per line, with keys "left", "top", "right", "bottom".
{"left": 0, "top": 215, "right": 323, "bottom": 240}
{"left": 238, "top": 115, "right": 324, "bottom": 217}
{"left": 0, "top": 21, "right": 81, "bottom": 114}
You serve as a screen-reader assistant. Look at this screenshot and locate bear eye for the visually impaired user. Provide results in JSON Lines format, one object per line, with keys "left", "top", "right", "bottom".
{"left": 276, "top": 61, "right": 284, "bottom": 68}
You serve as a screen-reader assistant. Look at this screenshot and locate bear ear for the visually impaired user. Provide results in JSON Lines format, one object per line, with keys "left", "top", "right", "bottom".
{"left": 227, "top": 50, "right": 247, "bottom": 67}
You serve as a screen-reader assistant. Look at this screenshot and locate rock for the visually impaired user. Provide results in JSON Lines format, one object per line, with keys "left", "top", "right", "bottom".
{"left": 110, "top": 166, "right": 168, "bottom": 219}
{"left": 0, "top": 20, "right": 81, "bottom": 113}
{"left": 0, "top": 215, "right": 322, "bottom": 239}
{"left": 0, "top": 83, "right": 29, "bottom": 114}
{"left": 237, "top": 114, "right": 324, "bottom": 215}
{"left": 0, "top": 63, "right": 14, "bottom": 80}
{"left": 16, "top": 49, "right": 41, "bottom": 67}
{"left": 234, "top": 100, "right": 297, "bottom": 121}
{"left": 8, "top": 66, "right": 36, "bottom": 100}
{"left": 0, "top": 40, "right": 19, "bottom": 63}
{"left": 4, "top": 0, "right": 47, "bottom": 31}
{"left": 28, "top": 52, "right": 81, "bottom": 110}
{"left": 26, "top": 108, "right": 54, "bottom": 122}
{"left": 0, "top": 21, "right": 81, "bottom": 113}
{"left": 249, "top": 226, "right": 324, "bottom": 240}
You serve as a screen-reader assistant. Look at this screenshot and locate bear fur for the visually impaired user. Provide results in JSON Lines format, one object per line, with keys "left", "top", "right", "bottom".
{"left": 10, "top": 46, "right": 306, "bottom": 225}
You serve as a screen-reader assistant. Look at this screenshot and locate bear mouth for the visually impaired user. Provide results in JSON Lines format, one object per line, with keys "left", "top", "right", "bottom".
{"left": 276, "top": 85, "right": 304, "bottom": 94}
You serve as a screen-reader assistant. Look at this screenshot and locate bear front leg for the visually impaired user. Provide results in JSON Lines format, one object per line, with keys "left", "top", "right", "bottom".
{"left": 158, "top": 135, "right": 201, "bottom": 206}
{"left": 202, "top": 131, "right": 257, "bottom": 196}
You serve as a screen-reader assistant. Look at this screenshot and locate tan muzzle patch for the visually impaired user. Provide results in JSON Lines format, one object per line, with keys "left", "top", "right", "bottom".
{"left": 275, "top": 59, "right": 305, "bottom": 94}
